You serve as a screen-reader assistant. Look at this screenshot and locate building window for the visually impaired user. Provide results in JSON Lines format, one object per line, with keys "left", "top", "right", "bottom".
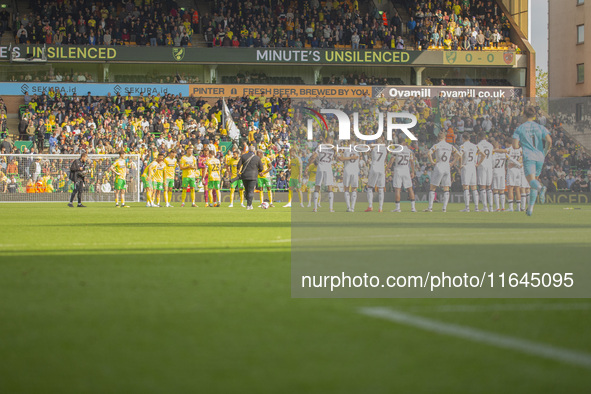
{"left": 578, "top": 25, "right": 585, "bottom": 44}
{"left": 578, "top": 0, "right": 584, "bottom": 5}
{"left": 577, "top": 64, "right": 585, "bottom": 83}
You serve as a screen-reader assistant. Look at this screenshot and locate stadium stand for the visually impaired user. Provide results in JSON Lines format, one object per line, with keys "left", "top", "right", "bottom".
{"left": 1, "top": 92, "right": 589, "bottom": 196}
{"left": 15, "top": 0, "right": 199, "bottom": 47}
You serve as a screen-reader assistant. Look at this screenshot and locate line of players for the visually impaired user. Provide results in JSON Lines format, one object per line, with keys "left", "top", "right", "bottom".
{"left": 139, "top": 146, "right": 276, "bottom": 208}
{"left": 289, "top": 131, "right": 545, "bottom": 213}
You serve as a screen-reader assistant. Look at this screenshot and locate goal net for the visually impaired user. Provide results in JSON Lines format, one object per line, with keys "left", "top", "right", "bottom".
{"left": 0, "top": 154, "right": 141, "bottom": 203}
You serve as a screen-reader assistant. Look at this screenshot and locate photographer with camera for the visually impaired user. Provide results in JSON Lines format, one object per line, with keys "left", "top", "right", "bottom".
{"left": 68, "top": 151, "right": 88, "bottom": 208}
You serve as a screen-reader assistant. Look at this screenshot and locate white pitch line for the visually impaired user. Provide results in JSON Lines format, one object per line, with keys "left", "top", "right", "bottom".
{"left": 360, "top": 307, "right": 591, "bottom": 369}
{"left": 413, "top": 303, "right": 591, "bottom": 313}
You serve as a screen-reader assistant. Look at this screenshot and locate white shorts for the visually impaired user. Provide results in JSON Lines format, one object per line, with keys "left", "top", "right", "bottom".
{"left": 507, "top": 168, "right": 522, "bottom": 187}
{"left": 315, "top": 169, "right": 334, "bottom": 187}
{"left": 492, "top": 172, "right": 506, "bottom": 190}
{"left": 430, "top": 166, "right": 451, "bottom": 188}
{"left": 461, "top": 166, "right": 477, "bottom": 186}
{"left": 393, "top": 170, "right": 412, "bottom": 189}
{"left": 342, "top": 170, "right": 359, "bottom": 188}
{"left": 368, "top": 170, "right": 386, "bottom": 188}
{"left": 477, "top": 166, "right": 493, "bottom": 186}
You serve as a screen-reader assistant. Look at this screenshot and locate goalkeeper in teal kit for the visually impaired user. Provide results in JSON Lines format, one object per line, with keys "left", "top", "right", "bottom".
{"left": 512, "top": 106, "right": 552, "bottom": 216}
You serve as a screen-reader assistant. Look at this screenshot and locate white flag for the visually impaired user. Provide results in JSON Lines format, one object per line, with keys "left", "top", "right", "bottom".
{"left": 223, "top": 99, "right": 240, "bottom": 141}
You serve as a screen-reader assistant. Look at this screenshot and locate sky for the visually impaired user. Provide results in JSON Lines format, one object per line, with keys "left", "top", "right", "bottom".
{"left": 530, "top": 0, "right": 549, "bottom": 72}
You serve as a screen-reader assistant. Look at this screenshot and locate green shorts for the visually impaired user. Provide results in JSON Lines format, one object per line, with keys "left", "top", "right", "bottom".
{"left": 258, "top": 178, "right": 271, "bottom": 190}
{"left": 231, "top": 179, "right": 244, "bottom": 189}
{"left": 115, "top": 178, "right": 126, "bottom": 190}
{"left": 154, "top": 181, "right": 164, "bottom": 191}
{"left": 182, "top": 177, "right": 197, "bottom": 188}
{"left": 164, "top": 178, "right": 175, "bottom": 188}
{"left": 289, "top": 178, "right": 300, "bottom": 188}
{"left": 208, "top": 180, "right": 220, "bottom": 189}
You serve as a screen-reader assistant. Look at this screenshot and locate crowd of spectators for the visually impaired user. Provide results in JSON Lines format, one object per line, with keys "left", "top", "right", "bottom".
{"left": 10, "top": 0, "right": 519, "bottom": 52}
{"left": 15, "top": 0, "right": 199, "bottom": 47}
{"left": 0, "top": 91, "right": 292, "bottom": 193}
{"left": 403, "top": 0, "right": 514, "bottom": 51}
{"left": 201, "top": 0, "right": 407, "bottom": 49}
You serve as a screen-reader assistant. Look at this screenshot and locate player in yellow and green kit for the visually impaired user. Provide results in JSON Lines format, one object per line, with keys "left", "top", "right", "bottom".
{"left": 163, "top": 150, "right": 178, "bottom": 207}
{"left": 205, "top": 150, "right": 221, "bottom": 207}
{"left": 147, "top": 153, "right": 165, "bottom": 207}
{"left": 141, "top": 160, "right": 155, "bottom": 207}
{"left": 226, "top": 149, "right": 245, "bottom": 208}
{"left": 257, "top": 149, "right": 274, "bottom": 207}
{"left": 284, "top": 146, "right": 303, "bottom": 208}
{"left": 306, "top": 162, "right": 318, "bottom": 207}
{"left": 179, "top": 146, "right": 199, "bottom": 207}
{"left": 109, "top": 151, "right": 130, "bottom": 207}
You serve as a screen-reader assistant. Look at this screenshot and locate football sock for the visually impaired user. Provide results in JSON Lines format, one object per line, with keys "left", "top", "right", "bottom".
{"left": 487, "top": 189, "right": 494, "bottom": 209}
{"left": 115, "top": 196, "right": 119, "bottom": 205}
{"left": 508, "top": 199, "right": 513, "bottom": 210}
{"left": 209, "top": 189, "right": 214, "bottom": 204}
{"left": 297, "top": 190, "right": 302, "bottom": 204}
{"left": 181, "top": 189, "right": 187, "bottom": 203}
{"left": 367, "top": 188, "right": 373, "bottom": 208}
{"left": 463, "top": 189, "right": 470, "bottom": 208}
{"left": 351, "top": 191, "right": 357, "bottom": 210}
{"left": 190, "top": 189, "right": 196, "bottom": 204}
{"left": 428, "top": 191, "right": 435, "bottom": 209}
{"left": 443, "top": 191, "right": 450, "bottom": 210}
{"left": 288, "top": 189, "right": 292, "bottom": 203}
{"left": 156, "top": 195, "right": 160, "bottom": 206}
{"left": 259, "top": 191, "right": 264, "bottom": 204}
{"left": 164, "top": 190, "right": 169, "bottom": 204}
{"left": 239, "top": 189, "right": 244, "bottom": 204}
{"left": 501, "top": 194, "right": 506, "bottom": 209}
{"left": 494, "top": 192, "right": 500, "bottom": 210}
{"left": 230, "top": 189, "right": 235, "bottom": 204}
{"left": 313, "top": 191, "right": 319, "bottom": 210}
{"left": 168, "top": 190, "right": 172, "bottom": 204}
{"left": 411, "top": 200, "right": 416, "bottom": 210}
{"left": 204, "top": 190, "right": 208, "bottom": 203}
{"left": 344, "top": 191, "right": 351, "bottom": 210}
{"left": 396, "top": 201, "right": 401, "bottom": 210}
{"left": 378, "top": 189, "right": 384, "bottom": 211}
{"left": 328, "top": 191, "right": 334, "bottom": 211}
{"left": 472, "top": 189, "right": 479, "bottom": 209}
{"left": 480, "top": 190, "right": 487, "bottom": 209}
{"left": 268, "top": 190, "right": 273, "bottom": 204}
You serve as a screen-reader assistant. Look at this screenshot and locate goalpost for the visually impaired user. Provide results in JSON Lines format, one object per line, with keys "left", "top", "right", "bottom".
{"left": 0, "top": 154, "right": 141, "bottom": 203}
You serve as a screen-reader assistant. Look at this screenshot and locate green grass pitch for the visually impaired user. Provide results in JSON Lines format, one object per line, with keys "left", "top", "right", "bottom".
{"left": 1, "top": 202, "right": 590, "bottom": 393}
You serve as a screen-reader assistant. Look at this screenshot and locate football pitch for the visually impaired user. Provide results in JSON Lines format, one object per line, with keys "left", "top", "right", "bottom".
{"left": 1, "top": 203, "right": 590, "bottom": 393}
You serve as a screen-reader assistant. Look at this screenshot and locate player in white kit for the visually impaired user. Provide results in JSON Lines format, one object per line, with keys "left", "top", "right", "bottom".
{"left": 459, "top": 134, "right": 480, "bottom": 212}
{"left": 476, "top": 132, "right": 494, "bottom": 212}
{"left": 506, "top": 139, "right": 524, "bottom": 212}
{"left": 365, "top": 142, "right": 388, "bottom": 212}
{"left": 491, "top": 138, "right": 508, "bottom": 211}
{"left": 387, "top": 139, "right": 416, "bottom": 212}
{"left": 519, "top": 157, "right": 530, "bottom": 212}
{"left": 305, "top": 138, "right": 336, "bottom": 212}
{"left": 338, "top": 145, "right": 361, "bottom": 212}
{"left": 425, "top": 132, "right": 459, "bottom": 212}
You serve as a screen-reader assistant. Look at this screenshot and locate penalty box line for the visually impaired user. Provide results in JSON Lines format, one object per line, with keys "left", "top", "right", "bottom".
{"left": 359, "top": 307, "right": 591, "bottom": 369}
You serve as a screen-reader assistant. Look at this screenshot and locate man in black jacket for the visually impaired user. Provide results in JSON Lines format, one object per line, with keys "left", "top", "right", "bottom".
{"left": 68, "top": 151, "right": 88, "bottom": 207}
{"left": 237, "top": 146, "right": 264, "bottom": 210}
